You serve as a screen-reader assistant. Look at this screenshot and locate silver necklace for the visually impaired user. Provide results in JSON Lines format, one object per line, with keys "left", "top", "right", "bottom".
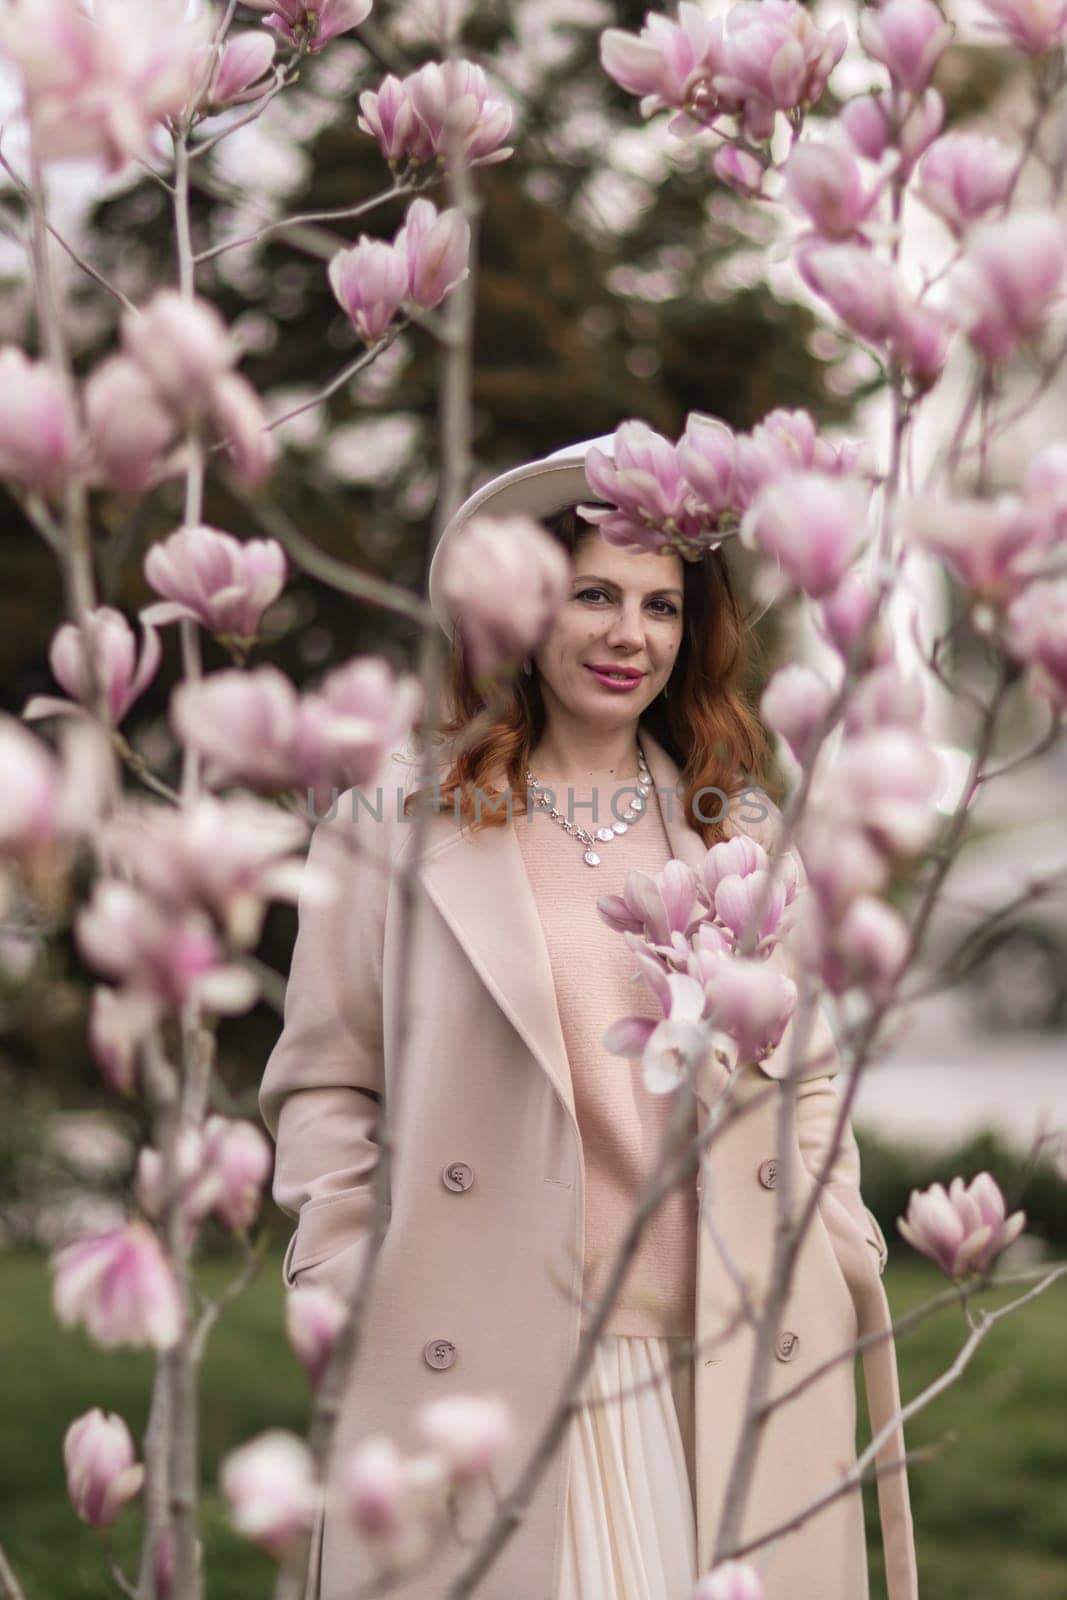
{"left": 524, "top": 739, "right": 652, "bottom": 867}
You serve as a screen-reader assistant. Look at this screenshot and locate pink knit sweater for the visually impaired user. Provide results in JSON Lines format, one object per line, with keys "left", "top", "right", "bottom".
{"left": 514, "top": 769, "right": 698, "bottom": 1337}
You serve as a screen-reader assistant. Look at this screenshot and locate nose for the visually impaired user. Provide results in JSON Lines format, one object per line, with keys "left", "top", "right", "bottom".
{"left": 601, "top": 598, "right": 646, "bottom": 651}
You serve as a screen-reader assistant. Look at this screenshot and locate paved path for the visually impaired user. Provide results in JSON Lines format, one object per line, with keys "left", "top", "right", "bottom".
{"left": 842, "top": 992, "right": 1067, "bottom": 1171}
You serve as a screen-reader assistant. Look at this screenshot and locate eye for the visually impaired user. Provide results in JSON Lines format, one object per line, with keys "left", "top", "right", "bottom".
{"left": 575, "top": 588, "right": 679, "bottom": 616}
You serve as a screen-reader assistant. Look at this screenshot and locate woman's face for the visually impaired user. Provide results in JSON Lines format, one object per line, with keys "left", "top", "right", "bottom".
{"left": 532, "top": 529, "right": 685, "bottom": 732}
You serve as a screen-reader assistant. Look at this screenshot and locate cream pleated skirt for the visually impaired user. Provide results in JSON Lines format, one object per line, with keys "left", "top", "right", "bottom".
{"left": 559, "top": 1335, "right": 698, "bottom": 1600}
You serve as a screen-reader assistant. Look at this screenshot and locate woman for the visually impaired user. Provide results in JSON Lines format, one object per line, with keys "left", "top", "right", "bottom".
{"left": 259, "top": 436, "right": 918, "bottom": 1600}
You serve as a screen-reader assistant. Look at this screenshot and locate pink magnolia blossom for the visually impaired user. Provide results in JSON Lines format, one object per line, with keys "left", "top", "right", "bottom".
{"left": 715, "top": 0, "right": 849, "bottom": 142}
{"left": 701, "top": 834, "right": 770, "bottom": 901}
{"left": 844, "top": 662, "right": 924, "bottom": 732}
{"left": 740, "top": 470, "right": 870, "bottom": 597}
{"left": 676, "top": 413, "right": 737, "bottom": 519}
{"left": 220, "top": 1431, "right": 316, "bottom": 1555}
{"left": 84, "top": 356, "right": 179, "bottom": 493}
{"left": 0, "top": 348, "right": 80, "bottom": 494}
{"left": 841, "top": 87, "right": 944, "bottom": 176}
{"left": 889, "top": 296, "right": 953, "bottom": 390}
{"left": 243, "top": 0, "right": 371, "bottom": 53}
{"left": 170, "top": 659, "right": 421, "bottom": 803}
{"left": 693, "top": 1560, "right": 767, "bottom": 1599}
{"left": 819, "top": 893, "right": 909, "bottom": 997}
{"left": 121, "top": 291, "right": 236, "bottom": 418}
{"left": 947, "top": 210, "right": 1067, "bottom": 361}
{"left": 342, "top": 1436, "right": 447, "bottom": 1554}
{"left": 63, "top": 1408, "right": 144, "bottom": 1527}
{"left": 417, "top": 1394, "right": 512, "bottom": 1486}
{"left": 603, "top": 970, "right": 714, "bottom": 1094}
{"left": 136, "top": 1128, "right": 219, "bottom": 1231}
{"left": 75, "top": 879, "right": 258, "bottom": 1016}
{"left": 328, "top": 237, "right": 409, "bottom": 343}
{"left": 394, "top": 199, "right": 470, "bottom": 310}
{"left": 0, "top": 716, "right": 62, "bottom": 861}
{"left": 761, "top": 664, "right": 836, "bottom": 763}
{"left": 597, "top": 861, "right": 706, "bottom": 946}
{"left": 898, "top": 1172, "right": 1026, "bottom": 1277}
{"left": 858, "top": 0, "right": 954, "bottom": 93}
{"left": 915, "top": 131, "right": 1017, "bottom": 236}
{"left": 817, "top": 569, "right": 892, "bottom": 667}
{"left": 640, "top": 1008, "right": 719, "bottom": 1095}
{"left": 358, "top": 60, "right": 513, "bottom": 172}
{"left": 1005, "top": 578, "right": 1067, "bottom": 710}
{"left": 51, "top": 1221, "right": 183, "bottom": 1349}
{"left": 975, "top": 0, "right": 1067, "bottom": 53}
{"left": 781, "top": 139, "right": 884, "bottom": 241}
{"left": 1023, "top": 441, "right": 1067, "bottom": 543}
{"left": 580, "top": 421, "right": 714, "bottom": 558}
{"left": 142, "top": 524, "right": 287, "bottom": 642}
{"left": 732, "top": 408, "right": 876, "bottom": 510}
{"left": 96, "top": 793, "right": 310, "bottom": 949}
{"left": 796, "top": 240, "right": 902, "bottom": 342}
{"left": 794, "top": 817, "right": 888, "bottom": 917}
{"left": 0, "top": 0, "right": 210, "bottom": 172}
{"left": 712, "top": 143, "right": 766, "bottom": 197}
{"left": 286, "top": 1284, "right": 347, "bottom": 1389}
{"left": 712, "top": 870, "right": 789, "bottom": 951}
{"left": 203, "top": 1116, "right": 273, "bottom": 1231}
{"left": 826, "top": 728, "right": 943, "bottom": 856}
{"left": 23, "top": 608, "right": 161, "bottom": 727}
{"left": 436, "top": 513, "right": 572, "bottom": 679}
{"left": 599, "top": 4, "right": 723, "bottom": 119}
{"left": 902, "top": 491, "right": 1051, "bottom": 602}
{"left": 87, "top": 985, "right": 159, "bottom": 1095}
{"left": 171, "top": 668, "right": 303, "bottom": 790}
{"left": 205, "top": 32, "right": 277, "bottom": 105}
{"left": 703, "top": 951, "right": 798, "bottom": 1064}
{"left": 210, "top": 372, "right": 277, "bottom": 488}
{"left": 790, "top": 819, "right": 889, "bottom": 921}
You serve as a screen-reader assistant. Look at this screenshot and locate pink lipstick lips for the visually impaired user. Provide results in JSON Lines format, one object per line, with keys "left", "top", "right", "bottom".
{"left": 585, "top": 664, "right": 645, "bottom": 692}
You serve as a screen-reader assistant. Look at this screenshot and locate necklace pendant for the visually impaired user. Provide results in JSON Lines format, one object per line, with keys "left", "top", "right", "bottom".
{"left": 583, "top": 849, "right": 601, "bottom": 866}
{"left": 595, "top": 826, "right": 614, "bottom": 842}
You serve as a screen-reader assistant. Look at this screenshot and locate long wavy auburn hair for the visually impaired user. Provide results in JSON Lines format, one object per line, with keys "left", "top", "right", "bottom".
{"left": 403, "top": 504, "right": 778, "bottom": 847}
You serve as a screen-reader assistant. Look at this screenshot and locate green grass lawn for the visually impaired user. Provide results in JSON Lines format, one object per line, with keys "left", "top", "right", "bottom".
{"left": 1, "top": 1248, "right": 1065, "bottom": 1597}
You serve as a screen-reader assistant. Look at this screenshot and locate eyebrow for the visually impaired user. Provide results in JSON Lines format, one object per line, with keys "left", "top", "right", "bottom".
{"left": 572, "top": 574, "right": 684, "bottom": 600}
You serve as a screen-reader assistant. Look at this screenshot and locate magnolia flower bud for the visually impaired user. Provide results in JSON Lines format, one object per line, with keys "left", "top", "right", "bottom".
{"left": 220, "top": 1431, "right": 316, "bottom": 1556}
{"left": 740, "top": 471, "right": 870, "bottom": 598}
{"left": 898, "top": 1172, "right": 1025, "bottom": 1278}
{"left": 286, "top": 1284, "right": 347, "bottom": 1389}
{"left": 63, "top": 1408, "right": 144, "bottom": 1527}
{"left": 51, "top": 1222, "right": 183, "bottom": 1350}
{"left": 0, "top": 348, "right": 80, "bottom": 494}
{"left": 437, "top": 514, "right": 572, "bottom": 679}
{"left": 416, "top": 1394, "right": 512, "bottom": 1485}
{"left": 693, "top": 1559, "right": 768, "bottom": 1599}
{"left": 143, "top": 524, "right": 287, "bottom": 643}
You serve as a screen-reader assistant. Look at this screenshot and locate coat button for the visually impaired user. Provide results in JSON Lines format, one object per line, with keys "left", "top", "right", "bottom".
{"left": 442, "top": 1162, "right": 474, "bottom": 1192}
{"left": 424, "top": 1339, "right": 456, "bottom": 1370}
{"left": 758, "top": 1159, "right": 778, "bottom": 1189}
{"left": 775, "top": 1329, "right": 799, "bottom": 1362}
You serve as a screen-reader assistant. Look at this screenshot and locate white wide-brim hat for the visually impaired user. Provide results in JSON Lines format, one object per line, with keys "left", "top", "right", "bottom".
{"left": 426, "top": 433, "right": 772, "bottom": 636}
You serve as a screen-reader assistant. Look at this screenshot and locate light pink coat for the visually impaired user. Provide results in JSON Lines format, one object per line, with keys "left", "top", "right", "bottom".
{"left": 259, "top": 727, "right": 919, "bottom": 1600}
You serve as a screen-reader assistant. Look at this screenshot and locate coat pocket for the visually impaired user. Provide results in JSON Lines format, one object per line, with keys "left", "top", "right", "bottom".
{"left": 283, "top": 1190, "right": 391, "bottom": 1289}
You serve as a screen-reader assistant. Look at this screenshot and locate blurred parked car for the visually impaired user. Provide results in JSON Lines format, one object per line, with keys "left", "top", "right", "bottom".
{"left": 919, "top": 818, "right": 1067, "bottom": 1032}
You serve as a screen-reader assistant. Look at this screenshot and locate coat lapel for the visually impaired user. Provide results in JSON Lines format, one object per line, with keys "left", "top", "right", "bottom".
{"left": 415, "top": 728, "right": 717, "bottom": 1121}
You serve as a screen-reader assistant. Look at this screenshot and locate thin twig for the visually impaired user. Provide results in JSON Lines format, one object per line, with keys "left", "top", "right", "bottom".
{"left": 192, "top": 179, "right": 425, "bottom": 266}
